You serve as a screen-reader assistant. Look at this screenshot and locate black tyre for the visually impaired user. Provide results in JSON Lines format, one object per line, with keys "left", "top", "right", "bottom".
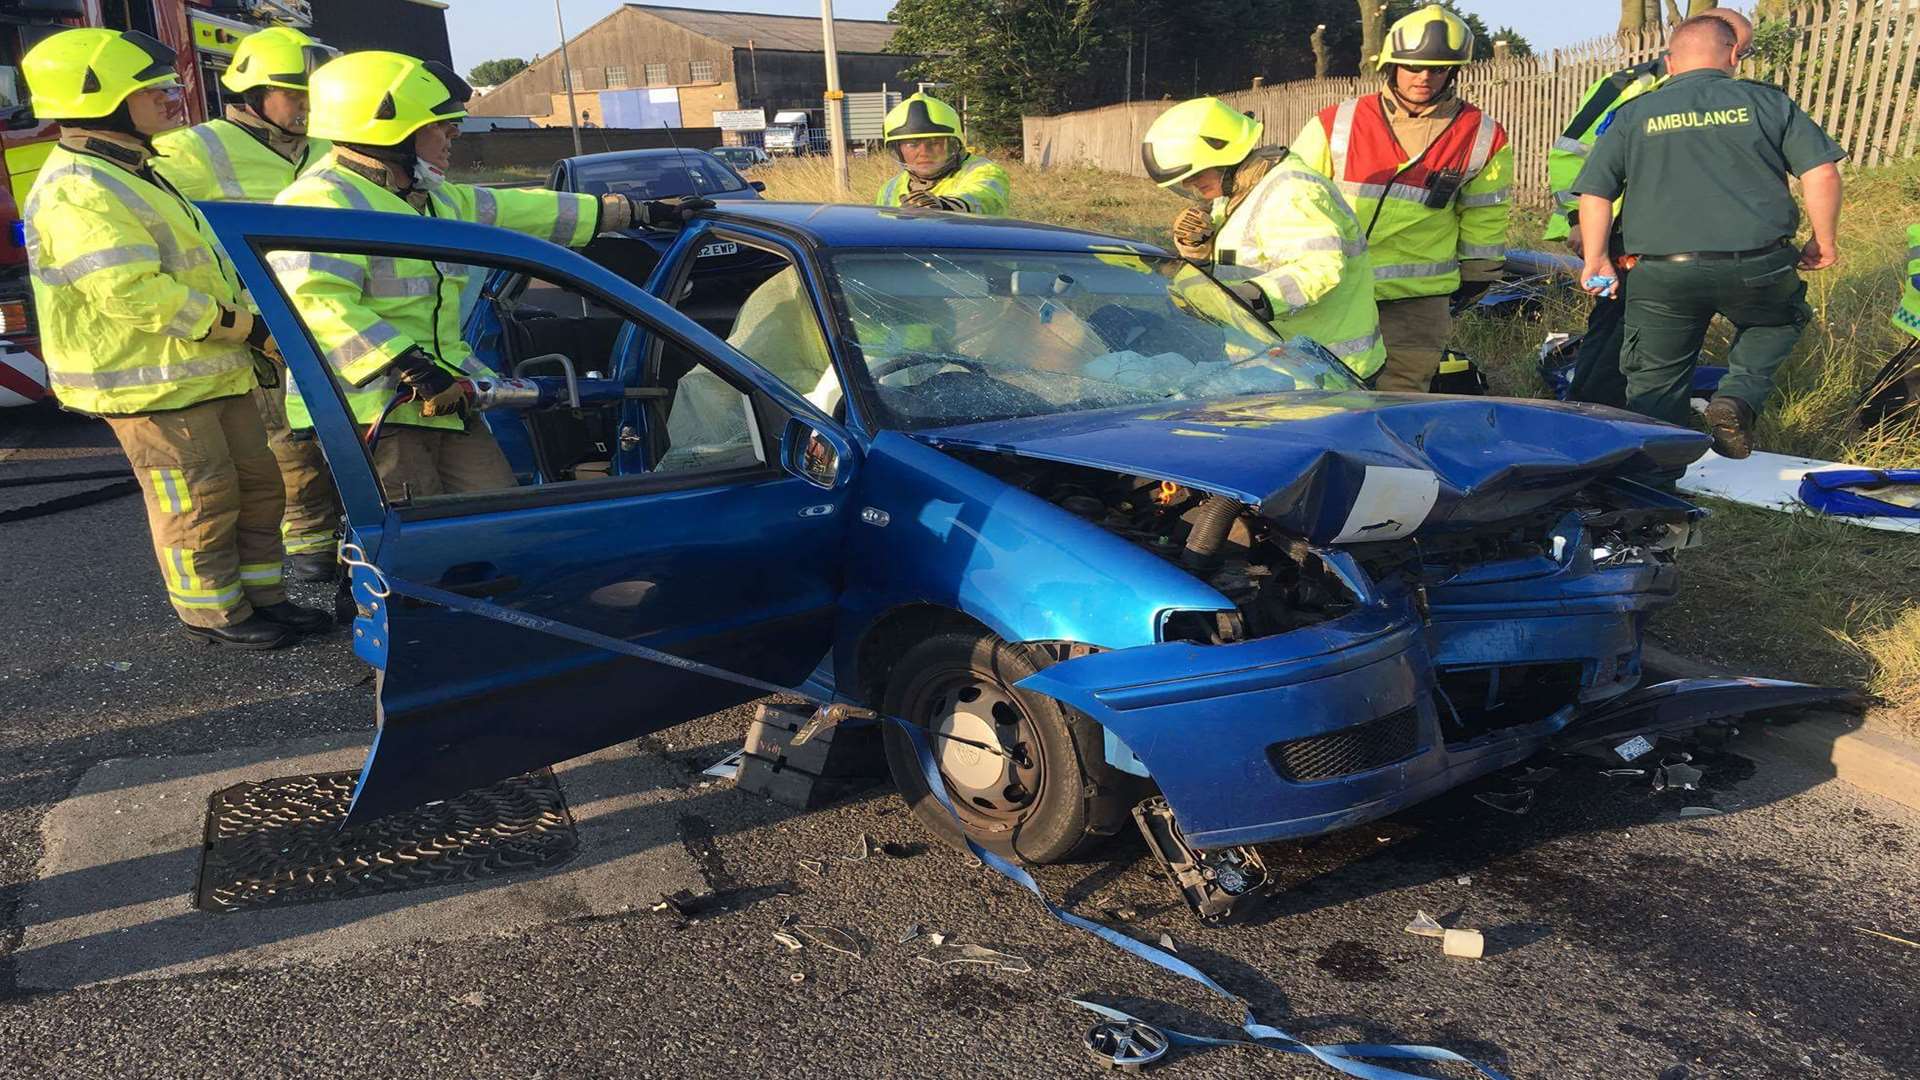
{"left": 880, "top": 631, "right": 1133, "bottom": 864}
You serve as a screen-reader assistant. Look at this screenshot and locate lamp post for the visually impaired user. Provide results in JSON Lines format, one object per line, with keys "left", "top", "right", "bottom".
{"left": 554, "top": 0, "right": 584, "bottom": 157}
{"left": 819, "top": 0, "right": 849, "bottom": 197}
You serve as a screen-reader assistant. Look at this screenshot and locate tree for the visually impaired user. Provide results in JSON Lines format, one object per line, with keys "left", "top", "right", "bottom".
{"left": 889, "top": 0, "right": 1106, "bottom": 147}
{"left": 1488, "top": 25, "right": 1532, "bottom": 58}
{"left": 468, "top": 57, "right": 529, "bottom": 87}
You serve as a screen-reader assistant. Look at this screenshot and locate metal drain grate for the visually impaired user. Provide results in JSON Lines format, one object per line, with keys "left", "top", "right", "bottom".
{"left": 195, "top": 769, "right": 578, "bottom": 913}
{"left": 1266, "top": 706, "right": 1423, "bottom": 783}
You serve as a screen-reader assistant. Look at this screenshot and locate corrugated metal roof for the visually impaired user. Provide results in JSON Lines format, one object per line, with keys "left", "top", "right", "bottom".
{"left": 625, "top": 3, "right": 899, "bottom": 53}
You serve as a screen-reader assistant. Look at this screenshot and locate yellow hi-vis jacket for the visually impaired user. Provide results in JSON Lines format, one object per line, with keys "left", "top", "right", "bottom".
{"left": 1290, "top": 94, "right": 1512, "bottom": 303}
{"left": 1896, "top": 223, "right": 1920, "bottom": 342}
{"left": 271, "top": 156, "right": 599, "bottom": 432}
{"left": 1207, "top": 155, "right": 1385, "bottom": 380}
{"left": 24, "top": 144, "right": 253, "bottom": 416}
{"left": 876, "top": 154, "right": 1010, "bottom": 215}
{"left": 1543, "top": 59, "right": 1664, "bottom": 243}
{"left": 153, "top": 117, "right": 330, "bottom": 202}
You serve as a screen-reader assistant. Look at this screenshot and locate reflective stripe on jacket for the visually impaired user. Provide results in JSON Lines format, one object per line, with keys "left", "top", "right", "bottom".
{"left": 1210, "top": 157, "right": 1385, "bottom": 380}
{"left": 1544, "top": 60, "right": 1663, "bottom": 242}
{"left": 1291, "top": 94, "right": 1513, "bottom": 302}
{"left": 1897, "top": 223, "right": 1920, "bottom": 342}
{"left": 153, "top": 119, "right": 331, "bottom": 202}
{"left": 24, "top": 145, "right": 252, "bottom": 415}
{"left": 876, "top": 154, "right": 1011, "bottom": 215}
{"left": 272, "top": 156, "right": 599, "bottom": 431}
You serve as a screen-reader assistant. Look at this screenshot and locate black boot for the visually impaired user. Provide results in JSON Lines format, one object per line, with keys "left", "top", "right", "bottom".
{"left": 288, "top": 552, "right": 339, "bottom": 583}
{"left": 254, "top": 600, "right": 335, "bottom": 635}
{"left": 183, "top": 615, "right": 294, "bottom": 650}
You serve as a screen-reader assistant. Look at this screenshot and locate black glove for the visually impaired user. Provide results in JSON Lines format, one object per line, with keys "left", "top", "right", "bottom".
{"left": 1229, "top": 280, "right": 1273, "bottom": 322}
{"left": 1450, "top": 279, "right": 1496, "bottom": 311}
{"left": 391, "top": 346, "right": 467, "bottom": 418}
{"left": 635, "top": 195, "right": 715, "bottom": 229}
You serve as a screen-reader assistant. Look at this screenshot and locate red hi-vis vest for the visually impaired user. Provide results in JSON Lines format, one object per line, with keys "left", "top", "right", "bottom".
{"left": 1298, "top": 94, "right": 1512, "bottom": 302}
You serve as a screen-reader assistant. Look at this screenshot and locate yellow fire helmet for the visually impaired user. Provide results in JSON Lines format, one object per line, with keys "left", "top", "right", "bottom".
{"left": 23, "top": 27, "right": 179, "bottom": 121}
{"left": 307, "top": 50, "right": 470, "bottom": 146}
{"left": 1141, "top": 97, "right": 1262, "bottom": 187}
{"left": 1378, "top": 4, "right": 1475, "bottom": 69}
{"left": 223, "top": 26, "right": 339, "bottom": 94}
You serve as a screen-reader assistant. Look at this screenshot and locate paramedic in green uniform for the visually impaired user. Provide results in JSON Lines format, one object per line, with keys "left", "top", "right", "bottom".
{"left": 1572, "top": 14, "right": 1845, "bottom": 462}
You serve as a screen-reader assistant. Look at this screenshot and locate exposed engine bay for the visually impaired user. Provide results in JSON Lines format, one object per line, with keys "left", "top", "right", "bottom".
{"left": 951, "top": 449, "right": 1701, "bottom": 648}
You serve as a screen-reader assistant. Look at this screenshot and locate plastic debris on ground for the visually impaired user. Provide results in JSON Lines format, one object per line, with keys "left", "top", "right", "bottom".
{"left": 1652, "top": 755, "right": 1704, "bottom": 793}
{"left": 898, "top": 923, "right": 923, "bottom": 945}
{"left": 1679, "top": 806, "right": 1724, "bottom": 818}
{"left": 916, "top": 941, "right": 1033, "bottom": 974}
{"left": 1473, "top": 789, "right": 1535, "bottom": 815}
{"left": 796, "top": 858, "right": 826, "bottom": 878}
{"left": 1853, "top": 926, "right": 1920, "bottom": 950}
{"left": 778, "top": 915, "right": 862, "bottom": 958}
{"left": 700, "top": 749, "right": 745, "bottom": 779}
{"left": 1679, "top": 450, "right": 1920, "bottom": 535}
{"left": 1404, "top": 910, "right": 1484, "bottom": 959}
{"left": 838, "top": 833, "right": 875, "bottom": 862}
{"left": 1157, "top": 933, "right": 1177, "bottom": 953}
{"left": 1404, "top": 910, "right": 1445, "bottom": 939}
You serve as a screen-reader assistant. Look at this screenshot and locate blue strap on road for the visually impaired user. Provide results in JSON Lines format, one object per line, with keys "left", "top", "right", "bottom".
{"left": 370, "top": 571, "right": 1510, "bottom": 1080}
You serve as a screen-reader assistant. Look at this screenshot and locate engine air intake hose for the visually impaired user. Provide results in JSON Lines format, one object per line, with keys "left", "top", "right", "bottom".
{"left": 1181, "top": 494, "right": 1243, "bottom": 570}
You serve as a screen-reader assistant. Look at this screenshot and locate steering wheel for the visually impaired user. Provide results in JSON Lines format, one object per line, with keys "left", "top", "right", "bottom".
{"left": 866, "top": 351, "right": 992, "bottom": 382}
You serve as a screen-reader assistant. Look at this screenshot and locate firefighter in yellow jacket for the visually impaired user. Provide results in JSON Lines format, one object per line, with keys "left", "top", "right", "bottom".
{"left": 21, "top": 28, "right": 329, "bottom": 648}
{"left": 153, "top": 26, "right": 342, "bottom": 582}
{"left": 1141, "top": 96, "right": 1385, "bottom": 381}
{"left": 874, "top": 93, "right": 1009, "bottom": 215}
{"left": 273, "top": 51, "right": 692, "bottom": 500}
{"left": 1290, "top": 5, "right": 1513, "bottom": 392}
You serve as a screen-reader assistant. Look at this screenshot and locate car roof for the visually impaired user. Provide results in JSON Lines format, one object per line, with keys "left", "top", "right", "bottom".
{"left": 564, "top": 147, "right": 725, "bottom": 167}
{"left": 700, "top": 202, "right": 1164, "bottom": 254}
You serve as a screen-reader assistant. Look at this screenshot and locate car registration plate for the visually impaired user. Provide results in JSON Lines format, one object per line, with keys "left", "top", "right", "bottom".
{"left": 697, "top": 241, "right": 739, "bottom": 258}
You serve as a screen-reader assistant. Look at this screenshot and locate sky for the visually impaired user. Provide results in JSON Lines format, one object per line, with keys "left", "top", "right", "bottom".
{"left": 444, "top": 0, "right": 1625, "bottom": 81}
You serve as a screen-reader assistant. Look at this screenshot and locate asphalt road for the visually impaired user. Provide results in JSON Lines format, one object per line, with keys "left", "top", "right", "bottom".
{"left": 3, "top": 406, "right": 1916, "bottom": 1079}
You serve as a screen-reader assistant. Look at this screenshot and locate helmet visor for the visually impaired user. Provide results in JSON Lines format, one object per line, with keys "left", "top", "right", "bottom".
{"left": 422, "top": 60, "right": 474, "bottom": 113}
{"left": 124, "top": 31, "right": 179, "bottom": 83}
{"left": 1141, "top": 142, "right": 1193, "bottom": 185}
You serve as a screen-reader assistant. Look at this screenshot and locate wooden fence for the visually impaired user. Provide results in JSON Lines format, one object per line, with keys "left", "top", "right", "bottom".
{"left": 1021, "top": 1, "right": 1920, "bottom": 207}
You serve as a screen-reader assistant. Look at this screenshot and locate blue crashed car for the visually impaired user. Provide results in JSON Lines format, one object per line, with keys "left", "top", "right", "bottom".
{"left": 212, "top": 199, "right": 1755, "bottom": 875}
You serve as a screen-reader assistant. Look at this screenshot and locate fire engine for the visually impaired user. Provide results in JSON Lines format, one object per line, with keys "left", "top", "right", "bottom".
{"left": 0, "top": 0, "right": 313, "bottom": 407}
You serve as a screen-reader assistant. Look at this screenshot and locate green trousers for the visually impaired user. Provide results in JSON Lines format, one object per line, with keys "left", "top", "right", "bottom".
{"left": 1619, "top": 244, "right": 1811, "bottom": 426}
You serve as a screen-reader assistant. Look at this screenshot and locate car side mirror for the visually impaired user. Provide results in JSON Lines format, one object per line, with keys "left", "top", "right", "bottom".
{"left": 749, "top": 180, "right": 767, "bottom": 192}
{"left": 782, "top": 417, "right": 854, "bottom": 490}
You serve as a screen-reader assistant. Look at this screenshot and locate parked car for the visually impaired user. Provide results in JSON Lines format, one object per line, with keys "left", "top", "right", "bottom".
{"left": 711, "top": 145, "right": 771, "bottom": 172}
{"left": 217, "top": 200, "right": 1783, "bottom": 882}
{"left": 545, "top": 147, "right": 766, "bottom": 201}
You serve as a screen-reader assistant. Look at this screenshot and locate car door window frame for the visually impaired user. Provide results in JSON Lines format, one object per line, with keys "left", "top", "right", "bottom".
{"left": 248, "top": 230, "right": 805, "bottom": 524}
{"left": 651, "top": 221, "right": 862, "bottom": 430}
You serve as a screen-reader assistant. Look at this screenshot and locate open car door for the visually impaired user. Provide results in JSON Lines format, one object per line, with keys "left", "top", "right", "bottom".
{"left": 202, "top": 202, "right": 859, "bottom": 825}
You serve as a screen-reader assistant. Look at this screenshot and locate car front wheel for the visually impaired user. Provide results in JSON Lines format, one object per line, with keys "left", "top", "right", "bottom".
{"left": 880, "top": 631, "right": 1133, "bottom": 864}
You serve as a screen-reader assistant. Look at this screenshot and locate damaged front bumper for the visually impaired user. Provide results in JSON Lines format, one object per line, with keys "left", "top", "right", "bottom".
{"left": 1017, "top": 489, "right": 1830, "bottom": 851}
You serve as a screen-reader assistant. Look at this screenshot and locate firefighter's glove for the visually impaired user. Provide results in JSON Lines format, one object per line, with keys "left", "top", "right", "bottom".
{"left": 201, "top": 303, "right": 257, "bottom": 345}
{"left": 1172, "top": 207, "right": 1215, "bottom": 261}
{"left": 635, "top": 196, "right": 714, "bottom": 229}
{"left": 392, "top": 347, "right": 468, "bottom": 418}
{"left": 904, "top": 191, "right": 971, "bottom": 212}
{"left": 1228, "top": 280, "right": 1273, "bottom": 322}
{"left": 1449, "top": 279, "right": 1496, "bottom": 312}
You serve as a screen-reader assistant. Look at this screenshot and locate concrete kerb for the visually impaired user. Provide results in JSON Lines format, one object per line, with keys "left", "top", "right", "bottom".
{"left": 1642, "top": 641, "right": 1920, "bottom": 813}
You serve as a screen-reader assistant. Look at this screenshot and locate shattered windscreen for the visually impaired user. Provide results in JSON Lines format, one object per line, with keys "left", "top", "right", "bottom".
{"left": 829, "top": 250, "right": 1358, "bottom": 429}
